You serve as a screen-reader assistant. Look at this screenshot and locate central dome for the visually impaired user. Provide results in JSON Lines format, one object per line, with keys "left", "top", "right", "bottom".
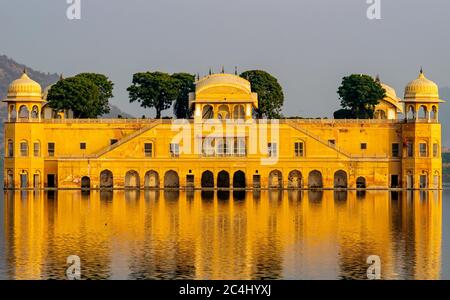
{"left": 196, "top": 73, "right": 252, "bottom": 95}
{"left": 404, "top": 71, "right": 439, "bottom": 101}
{"left": 7, "top": 71, "right": 42, "bottom": 100}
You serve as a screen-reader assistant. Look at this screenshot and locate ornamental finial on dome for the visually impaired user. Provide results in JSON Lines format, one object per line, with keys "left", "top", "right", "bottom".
{"left": 404, "top": 69, "right": 441, "bottom": 101}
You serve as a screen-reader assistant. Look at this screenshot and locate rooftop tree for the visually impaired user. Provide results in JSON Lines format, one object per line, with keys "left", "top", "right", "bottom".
{"left": 127, "top": 71, "right": 180, "bottom": 119}
{"left": 46, "top": 73, "right": 113, "bottom": 118}
{"left": 335, "top": 74, "right": 386, "bottom": 119}
{"left": 172, "top": 72, "right": 195, "bottom": 119}
{"left": 240, "top": 70, "right": 284, "bottom": 119}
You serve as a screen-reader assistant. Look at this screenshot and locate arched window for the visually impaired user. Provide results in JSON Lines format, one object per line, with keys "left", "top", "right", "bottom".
{"left": 418, "top": 105, "right": 427, "bottom": 120}
{"left": 7, "top": 170, "right": 14, "bottom": 189}
{"left": 218, "top": 105, "right": 230, "bottom": 119}
{"left": 419, "top": 142, "right": 428, "bottom": 157}
{"left": 431, "top": 106, "right": 438, "bottom": 120}
{"left": 202, "top": 105, "right": 214, "bottom": 119}
{"left": 31, "top": 106, "right": 39, "bottom": 119}
{"left": 433, "top": 142, "right": 439, "bottom": 158}
{"left": 33, "top": 141, "right": 40, "bottom": 157}
{"left": 9, "top": 105, "right": 17, "bottom": 121}
{"left": 407, "top": 106, "right": 415, "bottom": 120}
{"left": 7, "top": 139, "right": 14, "bottom": 157}
{"left": 233, "top": 105, "right": 245, "bottom": 120}
{"left": 375, "top": 110, "right": 386, "bottom": 119}
{"left": 18, "top": 105, "right": 29, "bottom": 120}
{"left": 20, "top": 140, "right": 29, "bottom": 157}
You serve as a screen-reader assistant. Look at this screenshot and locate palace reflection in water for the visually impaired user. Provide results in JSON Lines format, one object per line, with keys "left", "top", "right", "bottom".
{"left": 0, "top": 189, "right": 445, "bottom": 280}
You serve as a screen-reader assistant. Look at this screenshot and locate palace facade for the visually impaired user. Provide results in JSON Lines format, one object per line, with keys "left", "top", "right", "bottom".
{"left": 2, "top": 71, "right": 444, "bottom": 190}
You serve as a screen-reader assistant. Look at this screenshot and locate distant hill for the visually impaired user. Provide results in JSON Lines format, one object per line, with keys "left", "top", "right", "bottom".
{"left": 0, "top": 54, "right": 134, "bottom": 152}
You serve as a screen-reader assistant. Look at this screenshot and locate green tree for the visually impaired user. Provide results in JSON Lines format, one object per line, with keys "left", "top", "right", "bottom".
{"left": 75, "top": 73, "right": 114, "bottom": 114}
{"left": 172, "top": 73, "right": 195, "bottom": 118}
{"left": 127, "top": 72, "right": 179, "bottom": 119}
{"left": 240, "top": 70, "right": 284, "bottom": 119}
{"left": 336, "top": 74, "right": 386, "bottom": 119}
{"left": 46, "top": 73, "right": 114, "bottom": 118}
{"left": 47, "top": 77, "right": 103, "bottom": 118}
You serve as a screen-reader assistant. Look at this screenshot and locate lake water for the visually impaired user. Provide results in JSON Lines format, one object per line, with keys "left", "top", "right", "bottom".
{"left": 0, "top": 189, "right": 449, "bottom": 280}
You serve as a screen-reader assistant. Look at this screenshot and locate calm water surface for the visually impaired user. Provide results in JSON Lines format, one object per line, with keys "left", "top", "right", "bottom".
{"left": 0, "top": 189, "right": 449, "bottom": 280}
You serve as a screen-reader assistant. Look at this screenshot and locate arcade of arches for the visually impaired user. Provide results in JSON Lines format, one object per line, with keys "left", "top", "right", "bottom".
{"left": 89, "top": 169, "right": 369, "bottom": 190}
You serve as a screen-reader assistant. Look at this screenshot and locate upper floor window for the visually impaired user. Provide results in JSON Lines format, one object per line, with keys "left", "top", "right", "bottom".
{"left": 170, "top": 143, "right": 179, "bottom": 158}
{"left": 433, "top": 143, "right": 439, "bottom": 158}
{"left": 419, "top": 143, "right": 428, "bottom": 157}
{"left": 217, "top": 139, "right": 227, "bottom": 156}
{"left": 294, "top": 142, "right": 304, "bottom": 157}
{"left": 268, "top": 143, "right": 277, "bottom": 157}
{"left": 7, "top": 140, "right": 13, "bottom": 157}
{"left": 110, "top": 139, "right": 118, "bottom": 145}
{"left": 235, "top": 138, "right": 246, "bottom": 156}
{"left": 392, "top": 143, "right": 400, "bottom": 158}
{"left": 360, "top": 143, "right": 367, "bottom": 150}
{"left": 328, "top": 139, "right": 336, "bottom": 146}
{"left": 202, "top": 138, "right": 215, "bottom": 156}
{"left": 144, "top": 143, "right": 153, "bottom": 157}
{"left": 406, "top": 141, "right": 413, "bottom": 157}
{"left": 20, "top": 141, "right": 28, "bottom": 157}
{"left": 34, "top": 142, "right": 40, "bottom": 157}
{"left": 80, "top": 142, "right": 86, "bottom": 150}
{"left": 48, "top": 142, "right": 55, "bottom": 157}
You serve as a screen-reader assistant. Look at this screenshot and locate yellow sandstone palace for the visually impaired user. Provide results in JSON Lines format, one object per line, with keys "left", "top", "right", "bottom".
{"left": 2, "top": 70, "right": 444, "bottom": 190}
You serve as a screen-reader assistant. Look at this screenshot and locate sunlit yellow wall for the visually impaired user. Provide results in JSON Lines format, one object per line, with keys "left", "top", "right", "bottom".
{"left": 3, "top": 74, "right": 442, "bottom": 190}
{"left": 4, "top": 117, "right": 442, "bottom": 189}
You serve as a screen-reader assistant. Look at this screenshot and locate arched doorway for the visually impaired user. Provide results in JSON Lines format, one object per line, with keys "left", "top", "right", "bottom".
{"left": 33, "top": 172, "right": 41, "bottom": 189}
{"left": 288, "top": 170, "right": 302, "bottom": 189}
{"left": 125, "top": 170, "right": 140, "bottom": 188}
{"left": 233, "top": 171, "right": 246, "bottom": 189}
{"left": 164, "top": 170, "right": 179, "bottom": 188}
{"left": 356, "top": 177, "right": 366, "bottom": 189}
{"left": 201, "top": 171, "right": 214, "bottom": 188}
{"left": 269, "top": 170, "right": 283, "bottom": 189}
{"left": 81, "top": 176, "right": 91, "bottom": 189}
{"left": 100, "top": 170, "right": 114, "bottom": 188}
{"left": 308, "top": 170, "right": 323, "bottom": 189}
{"left": 334, "top": 170, "right": 348, "bottom": 189}
{"left": 217, "top": 170, "right": 230, "bottom": 188}
{"left": 20, "top": 171, "right": 28, "bottom": 189}
{"left": 144, "top": 170, "right": 159, "bottom": 188}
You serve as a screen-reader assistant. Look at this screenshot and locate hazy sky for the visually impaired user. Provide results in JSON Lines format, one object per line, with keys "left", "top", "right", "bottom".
{"left": 1, "top": 0, "right": 450, "bottom": 118}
